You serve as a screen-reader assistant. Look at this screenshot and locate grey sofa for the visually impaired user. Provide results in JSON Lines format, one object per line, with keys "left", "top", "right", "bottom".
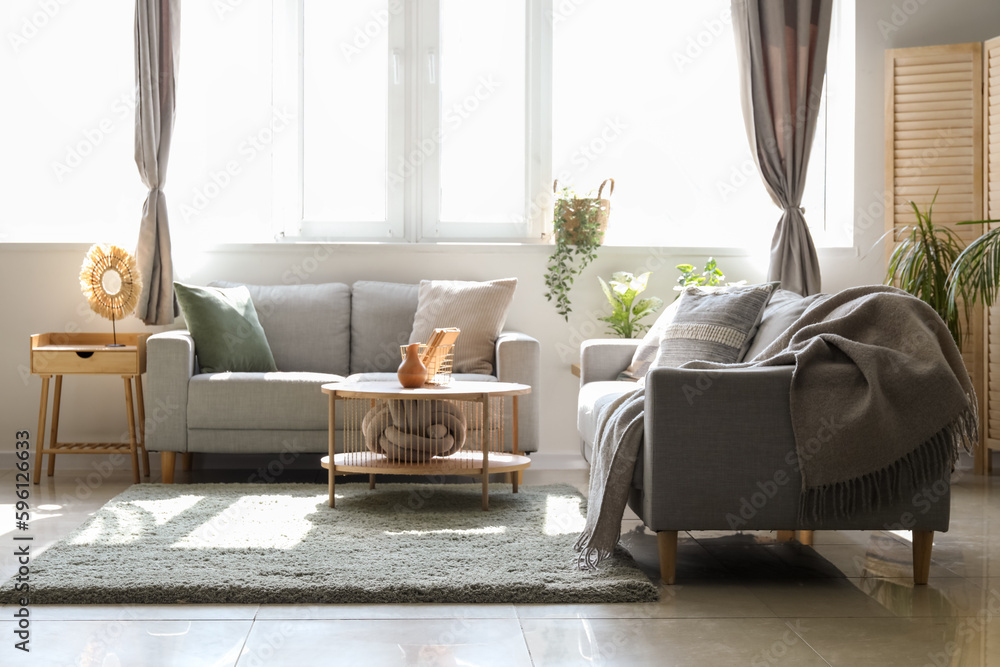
{"left": 146, "top": 280, "right": 540, "bottom": 482}
{"left": 578, "top": 289, "right": 951, "bottom": 585}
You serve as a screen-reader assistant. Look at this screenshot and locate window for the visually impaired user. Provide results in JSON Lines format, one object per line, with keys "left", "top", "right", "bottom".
{"left": 283, "top": 0, "right": 540, "bottom": 241}
{"left": 1, "top": 0, "right": 849, "bottom": 249}
{"left": 550, "top": 0, "right": 845, "bottom": 248}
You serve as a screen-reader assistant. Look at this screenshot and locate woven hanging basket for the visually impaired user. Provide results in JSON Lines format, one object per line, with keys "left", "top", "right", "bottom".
{"left": 80, "top": 244, "right": 142, "bottom": 321}
{"left": 553, "top": 178, "right": 613, "bottom": 245}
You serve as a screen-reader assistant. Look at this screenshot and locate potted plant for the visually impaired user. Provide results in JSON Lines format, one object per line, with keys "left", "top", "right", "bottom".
{"left": 886, "top": 194, "right": 967, "bottom": 347}
{"left": 674, "top": 257, "right": 742, "bottom": 296}
{"left": 544, "top": 179, "right": 613, "bottom": 320}
{"left": 598, "top": 271, "right": 664, "bottom": 338}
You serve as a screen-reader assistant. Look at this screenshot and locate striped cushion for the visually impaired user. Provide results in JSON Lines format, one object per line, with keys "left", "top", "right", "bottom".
{"left": 651, "top": 282, "right": 779, "bottom": 370}
{"left": 409, "top": 278, "right": 517, "bottom": 375}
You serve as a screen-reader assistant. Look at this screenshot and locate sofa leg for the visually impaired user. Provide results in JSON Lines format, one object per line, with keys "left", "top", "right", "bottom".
{"left": 161, "top": 452, "right": 176, "bottom": 484}
{"left": 912, "top": 530, "right": 933, "bottom": 585}
{"left": 796, "top": 530, "right": 814, "bottom": 546}
{"left": 181, "top": 452, "right": 193, "bottom": 472}
{"left": 657, "top": 531, "right": 678, "bottom": 585}
{"left": 776, "top": 530, "right": 795, "bottom": 542}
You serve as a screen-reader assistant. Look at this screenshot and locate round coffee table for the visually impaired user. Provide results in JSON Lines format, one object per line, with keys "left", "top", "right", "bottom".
{"left": 320, "top": 380, "right": 532, "bottom": 510}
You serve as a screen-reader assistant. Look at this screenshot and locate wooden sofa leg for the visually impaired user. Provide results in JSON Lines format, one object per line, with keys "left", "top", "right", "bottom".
{"left": 161, "top": 452, "right": 176, "bottom": 484}
{"left": 776, "top": 530, "right": 795, "bottom": 542}
{"left": 657, "top": 531, "right": 678, "bottom": 585}
{"left": 912, "top": 530, "right": 933, "bottom": 585}
{"left": 796, "top": 530, "right": 814, "bottom": 546}
{"left": 181, "top": 452, "right": 193, "bottom": 472}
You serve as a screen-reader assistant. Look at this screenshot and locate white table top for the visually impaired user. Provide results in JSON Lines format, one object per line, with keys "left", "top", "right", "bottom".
{"left": 321, "top": 380, "right": 531, "bottom": 400}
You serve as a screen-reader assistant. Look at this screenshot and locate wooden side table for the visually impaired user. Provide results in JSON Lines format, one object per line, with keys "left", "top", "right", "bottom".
{"left": 30, "top": 333, "right": 150, "bottom": 484}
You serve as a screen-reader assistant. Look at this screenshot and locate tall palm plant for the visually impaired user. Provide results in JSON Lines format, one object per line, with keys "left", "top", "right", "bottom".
{"left": 886, "top": 195, "right": 965, "bottom": 347}
{"left": 948, "top": 219, "right": 1000, "bottom": 327}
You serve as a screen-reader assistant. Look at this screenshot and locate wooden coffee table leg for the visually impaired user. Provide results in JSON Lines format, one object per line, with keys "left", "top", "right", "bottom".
{"left": 329, "top": 394, "right": 336, "bottom": 508}
{"left": 512, "top": 395, "right": 519, "bottom": 493}
{"left": 481, "top": 393, "right": 490, "bottom": 511}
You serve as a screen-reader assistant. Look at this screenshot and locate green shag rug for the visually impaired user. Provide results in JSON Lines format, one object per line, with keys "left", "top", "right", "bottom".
{"left": 5, "top": 483, "right": 658, "bottom": 604}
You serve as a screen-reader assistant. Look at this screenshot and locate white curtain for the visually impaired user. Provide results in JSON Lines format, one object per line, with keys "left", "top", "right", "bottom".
{"left": 134, "top": 0, "right": 180, "bottom": 324}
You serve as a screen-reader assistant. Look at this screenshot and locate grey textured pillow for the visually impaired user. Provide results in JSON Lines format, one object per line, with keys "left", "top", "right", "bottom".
{"left": 618, "top": 299, "right": 681, "bottom": 381}
{"left": 409, "top": 278, "right": 517, "bottom": 375}
{"left": 743, "top": 288, "right": 826, "bottom": 361}
{"left": 651, "top": 282, "right": 779, "bottom": 369}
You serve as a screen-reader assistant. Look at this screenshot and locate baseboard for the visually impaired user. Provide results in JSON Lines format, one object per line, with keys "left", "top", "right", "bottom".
{"left": 525, "top": 452, "right": 589, "bottom": 470}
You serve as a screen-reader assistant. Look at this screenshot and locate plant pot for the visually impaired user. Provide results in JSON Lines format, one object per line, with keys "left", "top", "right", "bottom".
{"left": 553, "top": 178, "right": 613, "bottom": 245}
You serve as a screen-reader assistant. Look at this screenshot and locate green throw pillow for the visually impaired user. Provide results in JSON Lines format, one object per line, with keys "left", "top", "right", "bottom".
{"left": 174, "top": 282, "right": 278, "bottom": 373}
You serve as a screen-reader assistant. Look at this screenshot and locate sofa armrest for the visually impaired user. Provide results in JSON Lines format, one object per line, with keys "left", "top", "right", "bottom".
{"left": 641, "top": 365, "right": 799, "bottom": 530}
{"left": 495, "top": 331, "right": 540, "bottom": 453}
{"left": 579, "top": 339, "right": 641, "bottom": 385}
{"left": 145, "top": 330, "right": 196, "bottom": 453}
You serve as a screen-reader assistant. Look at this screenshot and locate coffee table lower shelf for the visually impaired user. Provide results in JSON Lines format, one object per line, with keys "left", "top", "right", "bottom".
{"left": 321, "top": 451, "right": 532, "bottom": 511}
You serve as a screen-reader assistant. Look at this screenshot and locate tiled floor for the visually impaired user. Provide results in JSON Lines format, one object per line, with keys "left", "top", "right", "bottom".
{"left": 1, "top": 462, "right": 999, "bottom": 666}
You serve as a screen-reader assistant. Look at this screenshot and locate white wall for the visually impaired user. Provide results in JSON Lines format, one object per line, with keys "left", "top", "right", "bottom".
{"left": 3, "top": 0, "right": 999, "bottom": 466}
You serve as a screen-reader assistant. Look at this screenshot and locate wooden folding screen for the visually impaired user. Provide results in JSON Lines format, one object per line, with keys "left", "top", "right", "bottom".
{"left": 884, "top": 42, "right": 986, "bottom": 468}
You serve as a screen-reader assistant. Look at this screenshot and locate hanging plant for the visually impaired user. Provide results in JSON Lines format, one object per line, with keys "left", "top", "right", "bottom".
{"left": 544, "top": 179, "right": 613, "bottom": 320}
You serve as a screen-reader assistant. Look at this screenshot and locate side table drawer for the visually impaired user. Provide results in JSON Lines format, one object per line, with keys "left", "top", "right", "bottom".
{"left": 31, "top": 349, "right": 139, "bottom": 375}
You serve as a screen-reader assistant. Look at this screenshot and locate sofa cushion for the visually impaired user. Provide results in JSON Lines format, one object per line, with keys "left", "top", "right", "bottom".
{"left": 409, "top": 278, "right": 517, "bottom": 375}
{"left": 577, "top": 381, "right": 637, "bottom": 462}
{"left": 619, "top": 299, "right": 682, "bottom": 381}
{"left": 187, "top": 372, "right": 344, "bottom": 430}
{"left": 743, "top": 289, "right": 826, "bottom": 361}
{"left": 174, "top": 282, "right": 278, "bottom": 373}
{"left": 350, "top": 281, "right": 420, "bottom": 374}
{"left": 344, "top": 372, "right": 497, "bottom": 384}
{"left": 652, "top": 282, "right": 778, "bottom": 369}
{"left": 212, "top": 282, "right": 351, "bottom": 375}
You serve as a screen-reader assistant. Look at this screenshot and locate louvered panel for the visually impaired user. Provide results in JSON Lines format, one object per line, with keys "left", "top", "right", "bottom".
{"left": 885, "top": 43, "right": 985, "bottom": 469}
{"left": 983, "top": 36, "right": 1000, "bottom": 470}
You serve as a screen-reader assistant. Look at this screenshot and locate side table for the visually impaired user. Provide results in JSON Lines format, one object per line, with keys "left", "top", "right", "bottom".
{"left": 30, "top": 333, "right": 150, "bottom": 484}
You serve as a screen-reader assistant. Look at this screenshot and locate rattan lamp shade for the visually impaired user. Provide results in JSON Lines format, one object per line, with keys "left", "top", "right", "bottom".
{"left": 80, "top": 244, "right": 141, "bottom": 335}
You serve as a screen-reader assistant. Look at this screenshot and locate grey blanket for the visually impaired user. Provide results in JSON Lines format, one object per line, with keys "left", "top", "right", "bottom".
{"left": 575, "top": 285, "right": 977, "bottom": 567}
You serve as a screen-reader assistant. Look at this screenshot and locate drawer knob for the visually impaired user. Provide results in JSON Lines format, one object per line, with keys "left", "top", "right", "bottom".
{"left": 75, "top": 351, "right": 95, "bottom": 359}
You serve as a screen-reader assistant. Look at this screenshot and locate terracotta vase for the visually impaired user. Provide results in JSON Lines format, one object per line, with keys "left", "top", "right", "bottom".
{"left": 397, "top": 343, "right": 427, "bottom": 388}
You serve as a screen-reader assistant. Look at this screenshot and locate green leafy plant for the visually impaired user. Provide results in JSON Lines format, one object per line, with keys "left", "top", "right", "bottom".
{"left": 886, "top": 194, "right": 966, "bottom": 347}
{"left": 674, "top": 257, "right": 731, "bottom": 296}
{"left": 947, "top": 218, "right": 1000, "bottom": 334}
{"left": 598, "top": 271, "right": 664, "bottom": 338}
{"left": 544, "top": 185, "right": 608, "bottom": 320}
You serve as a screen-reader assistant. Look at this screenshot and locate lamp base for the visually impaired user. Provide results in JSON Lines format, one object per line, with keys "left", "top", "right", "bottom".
{"left": 106, "top": 343, "right": 125, "bottom": 348}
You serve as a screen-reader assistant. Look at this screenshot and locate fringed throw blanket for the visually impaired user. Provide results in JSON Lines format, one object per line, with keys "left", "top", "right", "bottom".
{"left": 363, "top": 400, "right": 467, "bottom": 462}
{"left": 576, "top": 285, "right": 977, "bottom": 568}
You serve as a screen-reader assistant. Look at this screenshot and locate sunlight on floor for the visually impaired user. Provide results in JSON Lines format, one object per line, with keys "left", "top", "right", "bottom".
{"left": 543, "top": 494, "right": 586, "bottom": 536}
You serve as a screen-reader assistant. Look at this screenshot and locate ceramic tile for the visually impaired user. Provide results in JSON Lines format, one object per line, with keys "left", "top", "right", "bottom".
{"left": 521, "top": 617, "right": 828, "bottom": 666}
{"left": 516, "top": 580, "right": 776, "bottom": 619}
{"left": 745, "top": 578, "right": 898, "bottom": 618}
{"left": 790, "top": 616, "right": 995, "bottom": 666}
{"left": 0, "top": 619, "right": 250, "bottom": 667}
{"left": 0, "top": 604, "right": 260, "bottom": 621}
{"left": 812, "top": 542, "right": 958, "bottom": 580}
{"left": 848, "top": 576, "right": 998, "bottom": 618}
{"left": 254, "top": 603, "right": 517, "bottom": 620}
{"left": 236, "top": 618, "right": 532, "bottom": 667}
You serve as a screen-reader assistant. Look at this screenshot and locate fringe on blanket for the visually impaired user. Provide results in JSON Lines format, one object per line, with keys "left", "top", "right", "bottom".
{"left": 799, "top": 396, "right": 978, "bottom": 524}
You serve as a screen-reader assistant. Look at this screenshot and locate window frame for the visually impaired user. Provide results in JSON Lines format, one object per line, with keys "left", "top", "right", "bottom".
{"left": 273, "top": 0, "right": 551, "bottom": 243}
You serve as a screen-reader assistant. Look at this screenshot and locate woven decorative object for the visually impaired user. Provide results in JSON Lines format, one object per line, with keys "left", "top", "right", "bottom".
{"left": 79, "top": 244, "right": 142, "bottom": 321}
{"left": 400, "top": 344, "right": 454, "bottom": 385}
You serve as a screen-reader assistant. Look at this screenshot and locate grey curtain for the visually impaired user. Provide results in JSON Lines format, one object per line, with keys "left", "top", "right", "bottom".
{"left": 732, "top": 0, "right": 832, "bottom": 296}
{"left": 134, "top": 0, "right": 180, "bottom": 324}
